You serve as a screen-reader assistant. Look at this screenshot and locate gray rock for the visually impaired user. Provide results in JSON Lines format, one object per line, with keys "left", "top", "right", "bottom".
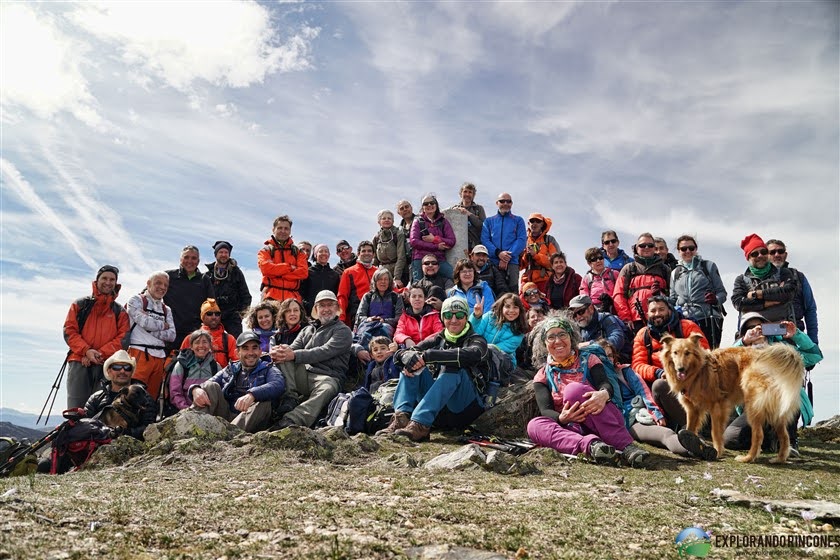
{"left": 405, "top": 544, "right": 506, "bottom": 559}
{"left": 318, "top": 426, "right": 349, "bottom": 441}
{"left": 816, "top": 415, "right": 840, "bottom": 429}
{"left": 424, "top": 444, "right": 485, "bottom": 471}
{"left": 471, "top": 381, "right": 538, "bottom": 438}
{"left": 250, "top": 426, "right": 334, "bottom": 460}
{"left": 712, "top": 489, "right": 840, "bottom": 521}
{"left": 351, "top": 433, "right": 380, "bottom": 452}
{"left": 143, "top": 410, "right": 241, "bottom": 445}
{"left": 484, "top": 450, "right": 540, "bottom": 475}
{"left": 386, "top": 452, "right": 419, "bottom": 468}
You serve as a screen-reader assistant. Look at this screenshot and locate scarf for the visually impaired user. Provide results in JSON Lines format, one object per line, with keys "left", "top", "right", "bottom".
{"left": 749, "top": 263, "right": 772, "bottom": 279}
{"left": 443, "top": 324, "right": 471, "bottom": 344}
{"left": 637, "top": 255, "right": 658, "bottom": 267}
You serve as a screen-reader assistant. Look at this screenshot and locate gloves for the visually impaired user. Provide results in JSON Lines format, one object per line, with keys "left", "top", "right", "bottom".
{"left": 401, "top": 350, "right": 422, "bottom": 370}
{"left": 704, "top": 292, "right": 717, "bottom": 304}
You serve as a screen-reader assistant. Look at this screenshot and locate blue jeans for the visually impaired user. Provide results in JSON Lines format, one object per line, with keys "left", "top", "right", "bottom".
{"left": 393, "top": 367, "right": 482, "bottom": 427}
{"left": 410, "top": 259, "right": 454, "bottom": 284}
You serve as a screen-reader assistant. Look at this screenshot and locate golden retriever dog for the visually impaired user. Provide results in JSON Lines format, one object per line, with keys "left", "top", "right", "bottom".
{"left": 98, "top": 385, "right": 148, "bottom": 431}
{"left": 660, "top": 333, "right": 803, "bottom": 463}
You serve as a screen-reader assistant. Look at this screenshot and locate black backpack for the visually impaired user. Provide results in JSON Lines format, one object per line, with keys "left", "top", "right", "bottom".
{"left": 323, "top": 387, "right": 374, "bottom": 435}
{"left": 75, "top": 296, "right": 121, "bottom": 333}
{"left": 49, "top": 414, "right": 113, "bottom": 474}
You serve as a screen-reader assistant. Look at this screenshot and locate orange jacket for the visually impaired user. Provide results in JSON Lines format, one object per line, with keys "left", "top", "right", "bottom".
{"left": 519, "top": 213, "right": 559, "bottom": 290}
{"left": 631, "top": 320, "right": 709, "bottom": 382}
{"left": 258, "top": 236, "right": 309, "bottom": 301}
{"left": 337, "top": 263, "right": 378, "bottom": 326}
{"left": 63, "top": 282, "right": 130, "bottom": 362}
{"left": 180, "top": 324, "right": 238, "bottom": 368}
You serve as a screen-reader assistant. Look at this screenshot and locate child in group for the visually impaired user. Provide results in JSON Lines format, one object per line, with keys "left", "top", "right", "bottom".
{"left": 364, "top": 336, "right": 400, "bottom": 393}
{"left": 394, "top": 285, "right": 444, "bottom": 348}
{"left": 244, "top": 300, "right": 280, "bottom": 353}
{"left": 470, "top": 293, "right": 528, "bottom": 368}
{"left": 516, "top": 304, "right": 548, "bottom": 370}
{"left": 520, "top": 282, "right": 550, "bottom": 311}
{"left": 354, "top": 268, "right": 404, "bottom": 349}
{"left": 372, "top": 209, "right": 408, "bottom": 290}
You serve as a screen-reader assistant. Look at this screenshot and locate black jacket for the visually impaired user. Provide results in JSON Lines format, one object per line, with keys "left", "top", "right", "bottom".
{"left": 84, "top": 383, "right": 156, "bottom": 440}
{"left": 206, "top": 260, "right": 251, "bottom": 333}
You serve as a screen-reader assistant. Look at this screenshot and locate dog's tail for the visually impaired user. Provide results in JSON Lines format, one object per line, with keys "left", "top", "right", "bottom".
{"left": 743, "top": 343, "right": 804, "bottom": 423}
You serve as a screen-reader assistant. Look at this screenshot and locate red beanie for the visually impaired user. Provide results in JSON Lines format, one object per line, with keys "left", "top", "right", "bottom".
{"left": 740, "top": 234, "right": 766, "bottom": 259}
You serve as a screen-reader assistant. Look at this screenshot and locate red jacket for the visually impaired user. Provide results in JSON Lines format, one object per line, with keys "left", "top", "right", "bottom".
{"left": 258, "top": 237, "right": 309, "bottom": 302}
{"left": 180, "top": 324, "right": 238, "bottom": 368}
{"left": 337, "top": 263, "right": 377, "bottom": 326}
{"left": 631, "top": 320, "right": 709, "bottom": 382}
{"left": 612, "top": 258, "right": 671, "bottom": 323}
{"left": 394, "top": 308, "right": 444, "bottom": 346}
{"left": 63, "top": 282, "right": 130, "bottom": 362}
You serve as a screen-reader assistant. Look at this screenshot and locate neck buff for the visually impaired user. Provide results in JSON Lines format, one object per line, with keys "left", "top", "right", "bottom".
{"left": 443, "top": 323, "right": 471, "bottom": 343}
{"left": 749, "top": 263, "right": 772, "bottom": 279}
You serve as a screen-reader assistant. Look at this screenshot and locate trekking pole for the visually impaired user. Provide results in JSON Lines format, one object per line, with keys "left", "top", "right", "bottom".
{"left": 0, "top": 423, "right": 63, "bottom": 477}
{"left": 37, "top": 352, "right": 70, "bottom": 426}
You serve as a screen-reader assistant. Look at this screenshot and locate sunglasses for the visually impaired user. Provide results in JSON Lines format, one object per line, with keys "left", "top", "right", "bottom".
{"left": 338, "top": 246, "right": 351, "bottom": 252}
{"left": 497, "top": 199, "right": 512, "bottom": 204}
{"left": 603, "top": 238, "right": 619, "bottom": 245}
{"left": 637, "top": 243, "right": 655, "bottom": 249}
{"left": 572, "top": 305, "right": 590, "bottom": 317}
{"left": 587, "top": 255, "right": 605, "bottom": 263}
{"left": 528, "top": 219, "right": 543, "bottom": 224}
{"left": 524, "top": 289, "right": 540, "bottom": 297}
{"left": 442, "top": 311, "right": 467, "bottom": 320}
{"left": 110, "top": 364, "right": 134, "bottom": 372}
{"left": 768, "top": 249, "right": 786, "bottom": 256}
{"left": 749, "top": 248, "right": 769, "bottom": 258}
{"left": 423, "top": 261, "right": 439, "bottom": 266}
{"left": 422, "top": 201, "right": 436, "bottom": 207}
{"left": 204, "top": 311, "right": 221, "bottom": 316}
{"left": 678, "top": 246, "right": 697, "bottom": 252}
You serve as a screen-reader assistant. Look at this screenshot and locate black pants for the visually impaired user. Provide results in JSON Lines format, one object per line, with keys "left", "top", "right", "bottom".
{"left": 723, "top": 413, "right": 800, "bottom": 451}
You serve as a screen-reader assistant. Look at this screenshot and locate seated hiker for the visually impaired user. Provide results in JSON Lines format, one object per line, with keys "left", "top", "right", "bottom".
{"left": 526, "top": 314, "right": 649, "bottom": 467}
{"left": 364, "top": 336, "right": 400, "bottom": 393}
{"left": 520, "top": 281, "right": 550, "bottom": 311}
{"left": 469, "top": 292, "right": 527, "bottom": 369}
{"left": 579, "top": 247, "right": 618, "bottom": 314}
{"left": 470, "top": 244, "right": 507, "bottom": 297}
{"left": 376, "top": 297, "right": 491, "bottom": 442}
{"left": 189, "top": 331, "right": 285, "bottom": 433}
{"left": 412, "top": 254, "right": 455, "bottom": 294}
{"left": 169, "top": 330, "right": 221, "bottom": 412}
{"left": 270, "top": 290, "right": 353, "bottom": 428}
{"left": 516, "top": 304, "right": 548, "bottom": 370}
{"left": 571, "top": 295, "right": 632, "bottom": 364}
{"left": 38, "top": 350, "right": 156, "bottom": 474}
{"left": 244, "top": 300, "right": 281, "bottom": 353}
{"left": 394, "top": 285, "right": 444, "bottom": 348}
{"left": 180, "top": 299, "right": 237, "bottom": 368}
{"left": 409, "top": 193, "right": 456, "bottom": 283}
{"left": 272, "top": 298, "right": 309, "bottom": 346}
{"left": 337, "top": 241, "right": 378, "bottom": 327}
{"left": 545, "top": 252, "right": 582, "bottom": 310}
{"left": 353, "top": 268, "right": 404, "bottom": 349}
{"left": 447, "top": 259, "right": 495, "bottom": 314}
{"left": 613, "top": 232, "right": 671, "bottom": 333}
{"left": 723, "top": 312, "right": 823, "bottom": 455}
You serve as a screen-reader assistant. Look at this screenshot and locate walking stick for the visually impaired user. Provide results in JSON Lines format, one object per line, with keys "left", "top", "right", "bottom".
{"left": 37, "top": 351, "right": 71, "bottom": 426}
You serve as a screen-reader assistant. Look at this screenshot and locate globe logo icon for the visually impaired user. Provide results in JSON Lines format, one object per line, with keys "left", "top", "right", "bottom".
{"left": 675, "top": 527, "right": 712, "bottom": 557}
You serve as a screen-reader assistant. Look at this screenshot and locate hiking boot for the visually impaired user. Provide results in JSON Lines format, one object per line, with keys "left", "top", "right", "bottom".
{"left": 268, "top": 416, "right": 297, "bottom": 432}
{"left": 678, "top": 429, "right": 718, "bottom": 461}
{"left": 394, "top": 420, "right": 431, "bottom": 442}
{"left": 620, "top": 443, "right": 650, "bottom": 468}
{"left": 375, "top": 411, "right": 410, "bottom": 436}
{"left": 588, "top": 440, "right": 615, "bottom": 463}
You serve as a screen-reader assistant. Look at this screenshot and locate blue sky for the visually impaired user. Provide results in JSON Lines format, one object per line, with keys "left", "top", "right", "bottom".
{"left": 1, "top": 1, "right": 838, "bottom": 421}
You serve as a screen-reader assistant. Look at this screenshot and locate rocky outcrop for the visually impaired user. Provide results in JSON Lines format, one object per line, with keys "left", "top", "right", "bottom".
{"left": 471, "top": 381, "right": 538, "bottom": 438}
{"left": 143, "top": 410, "right": 242, "bottom": 445}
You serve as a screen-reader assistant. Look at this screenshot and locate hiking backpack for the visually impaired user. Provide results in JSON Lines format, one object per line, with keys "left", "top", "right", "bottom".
{"left": 157, "top": 349, "right": 220, "bottom": 421}
{"left": 74, "top": 296, "right": 122, "bottom": 333}
{"left": 323, "top": 387, "right": 374, "bottom": 435}
{"left": 120, "top": 293, "right": 170, "bottom": 351}
{"left": 49, "top": 412, "right": 113, "bottom": 474}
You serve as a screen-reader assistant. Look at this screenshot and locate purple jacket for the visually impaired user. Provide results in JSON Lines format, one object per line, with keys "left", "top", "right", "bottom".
{"left": 409, "top": 213, "right": 456, "bottom": 262}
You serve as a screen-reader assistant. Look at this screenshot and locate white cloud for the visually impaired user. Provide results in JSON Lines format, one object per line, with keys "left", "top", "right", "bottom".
{"left": 0, "top": 3, "right": 103, "bottom": 128}
{"left": 69, "top": 1, "right": 319, "bottom": 92}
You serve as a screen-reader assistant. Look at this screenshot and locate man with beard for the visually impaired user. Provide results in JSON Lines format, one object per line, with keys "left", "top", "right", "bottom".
{"left": 447, "top": 182, "right": 486, "bottom": 252}
{"left": 570, "top": 295, "right": 632, "bottom": 363}
{"left": 63, "top": 265, "right": 131, "bottom": 408}
{"left": 632, "top": 296, "right": 708, "bottom": 429}
{"left": 206, "top": 241, "right": 251, "bottom": 337}
{"left": 180, "top": 299, "right": 238, "bottom": 368}
{"left": 190, "top": 331, "right": 285, "bottom": 433}
{"left": 165, "top": 245, "right": 215, "bottom": 354}
{"left": 270, "top": 290, "right": 353, "bottom": 428}
{"left": 613, "top": 232, "right": 671, "bottom": 333}
{"left": 413, "top": 255, "right": 455, "bottom": 294}
{"left": 732, "top": 234, "right": 798, "bottom": 325}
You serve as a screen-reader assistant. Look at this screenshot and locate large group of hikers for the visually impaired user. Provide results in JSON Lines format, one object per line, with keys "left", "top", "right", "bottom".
{"left": 2, "top": 183, "right": 823, "bottom": 475}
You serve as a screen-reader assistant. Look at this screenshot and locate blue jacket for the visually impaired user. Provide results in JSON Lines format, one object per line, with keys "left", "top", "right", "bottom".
{"left": 364, "top": 355, "right": 400, "bottom": 392}
{"left": 200, "top": 358, "right": 285, "bottom": 414}
{"left": 615, "top": 363, "right": 664, "bottom": 428}
{"left": 469, "top": 313, "right": 524, "bottom": 366}
{"left": 481, "top": 212, "right": 527, "bottom": 266}
{"left": 601, "top": 248, "right": 633, "bottom": 271}
{"left": 580, "top": 312, "right": 633, "bottom": 361}
{"left": 448, "top": 281, "right": 495, "bottom": 314}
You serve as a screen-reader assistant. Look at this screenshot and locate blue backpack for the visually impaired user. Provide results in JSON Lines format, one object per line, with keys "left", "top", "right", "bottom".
{"left": 578, "top": 345, "right": 623, "bottom": 410}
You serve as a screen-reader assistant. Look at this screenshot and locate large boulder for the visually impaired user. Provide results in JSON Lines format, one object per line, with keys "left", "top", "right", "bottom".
{"left": 471, "top": 381, "right": 538, "bottom": 438}
{"left": 143, "top": 410, "right": 242, "bottom": 445}
{"left": 424, "top": 444, "right": 539, "bottom": 475}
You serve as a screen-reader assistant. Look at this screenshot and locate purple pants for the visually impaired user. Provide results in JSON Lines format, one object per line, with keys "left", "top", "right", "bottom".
{"left": 527, "top": 381, "right": 634, "bottom": 456}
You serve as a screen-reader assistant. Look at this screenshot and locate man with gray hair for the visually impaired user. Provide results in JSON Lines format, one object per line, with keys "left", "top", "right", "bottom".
{"left": 126, "top": 271, "right": 176, "bottom": 401}
{"left": 270, "top": 290, "right": 353, "bottom": 428}
{"left": 448, "top": 182, "right": 486, "bottom": 252}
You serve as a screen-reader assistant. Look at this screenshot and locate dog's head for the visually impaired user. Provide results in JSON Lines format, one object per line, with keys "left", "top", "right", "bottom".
{"left": 660, "top": 332, "right": 706, "bottom": 385}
